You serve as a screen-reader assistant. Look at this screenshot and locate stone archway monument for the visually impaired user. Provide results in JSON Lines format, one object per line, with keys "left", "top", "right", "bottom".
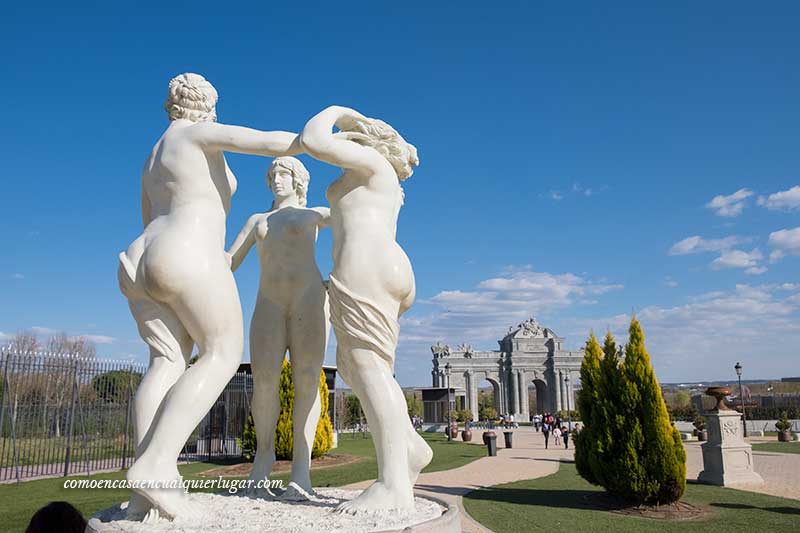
{"left": 431, "top": 317, "right": 583, "bottom": 422}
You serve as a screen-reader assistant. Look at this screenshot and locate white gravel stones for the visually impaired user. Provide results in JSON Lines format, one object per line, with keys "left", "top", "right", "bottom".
{"left": 88, "top": 488, "right": 444, "bottom": 532}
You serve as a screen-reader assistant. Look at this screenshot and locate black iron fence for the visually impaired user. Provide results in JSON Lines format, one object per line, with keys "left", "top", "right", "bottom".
{"left": 0, "top": 348, "right": 254, "bottom": 482}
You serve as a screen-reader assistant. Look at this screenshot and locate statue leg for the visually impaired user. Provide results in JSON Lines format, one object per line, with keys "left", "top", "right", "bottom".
{"left": 247, "top": 298, "right": 287, "bottom": 490}
{"left": 126, "top": 258, "right": 243, "bottom": 520}
{"left": 286, "top": 285, "right": 329, "bottom": 494}
{"left": 335, "top": 343, "right": 414, "bottom": 512}
{"left": 123, "top": 294, "right": 193, "bottom": 519}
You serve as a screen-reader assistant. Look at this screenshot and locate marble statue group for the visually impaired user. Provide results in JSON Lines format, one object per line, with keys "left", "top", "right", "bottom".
{"left": 118, "top": 73, "right": 432, "bottom": 521}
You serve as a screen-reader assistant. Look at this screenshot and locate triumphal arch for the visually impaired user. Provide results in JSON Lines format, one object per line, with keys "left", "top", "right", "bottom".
{"left": 430, "top": 317, "right": 584, "bottom": 421}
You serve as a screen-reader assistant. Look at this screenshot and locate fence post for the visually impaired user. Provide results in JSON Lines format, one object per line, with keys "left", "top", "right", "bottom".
{"left": 121, "top": 364, "right": 134, "bottom": 469}
{"left": 0, "top": 351, "right": 10, "bottom": 478}
{"left": 63, "top": 358, "right": 79, "bottom": 477}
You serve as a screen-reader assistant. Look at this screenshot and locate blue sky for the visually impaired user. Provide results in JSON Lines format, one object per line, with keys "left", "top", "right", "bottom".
{"left": 1, "top": 2, "right": 798, "bottom": 386}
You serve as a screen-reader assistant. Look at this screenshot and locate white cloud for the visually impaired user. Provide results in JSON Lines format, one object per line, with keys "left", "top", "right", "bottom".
{"left": 768, "top": 227, "right": 800, "bottom": 262}
{"left": 79, "top": 335, "right": 116, "bottom": 345}
{"left": 706, "top": 188, "right": 753, "bottom": 217}
{"left": 664, "top": 277, "right": 678, "bottom": 288}
{"left": 757, "top": 185, "right": 800, "bottom": 212}
{"left": 572, "top": 183, "right": 593, "bottom": 196}
{"left": 402, "top": 267, "right": 623, "bottom": 346}
{"left": 565, "top": 283, "right": 800, "bottom": 381}
{"left": 745, "top": 266, "right": 767, "bottom": 275}
{"left": 710, "top": 249, "right": 764, "bottom": 271}
{"left": 669, "top": 235, "right": 746, "bottom": 255}
{"left": 11, "top": 273, "right": 24, "bottom": 280}
{"left": 31, "top": 326, "right": 58, "bottom": 335}
{"left": 549, "top": 191, "right": 563, "bottom": 200}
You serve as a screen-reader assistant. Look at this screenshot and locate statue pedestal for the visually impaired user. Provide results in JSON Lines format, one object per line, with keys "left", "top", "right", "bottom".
{"left": 698, "top": 409, "right": 763, "bottom": 486}
{"left": 86, "top": 489, "right": 460, "bottom": 532}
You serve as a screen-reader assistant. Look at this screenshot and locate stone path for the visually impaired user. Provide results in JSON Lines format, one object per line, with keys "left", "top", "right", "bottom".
{"left": 345, "top": 427, "right": 573, "bottom": 532}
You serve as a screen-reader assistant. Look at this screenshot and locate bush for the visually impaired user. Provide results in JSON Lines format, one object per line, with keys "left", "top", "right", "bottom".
{"left": 693, "top": 416, "right": 706, "bottom": 431}
{"left": 575, "top": 320, "right": 686, "bottom": 505}
{"left": 776, "top": 413, "right": 791, "bottom": 432}
{"left": 243, "top": 358, "right": 333, "bottom": 461}
{"left": 479, "top": 406, "right": 497, "bottom": 421}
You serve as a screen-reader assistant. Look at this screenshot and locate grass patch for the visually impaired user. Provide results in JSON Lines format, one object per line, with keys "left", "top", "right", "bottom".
{"left": 463, "top": 461, "right": 800, "bottom": 532}
{"left": 752, "top": 441, "right": 800, "bottom": 454}
{"left": 0, "top": 431, "right": 481, "bottom": 532}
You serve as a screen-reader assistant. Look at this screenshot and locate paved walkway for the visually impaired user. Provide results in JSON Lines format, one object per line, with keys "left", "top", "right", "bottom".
{"left": 345, "top": 427, "right": 573, "bottom": 532}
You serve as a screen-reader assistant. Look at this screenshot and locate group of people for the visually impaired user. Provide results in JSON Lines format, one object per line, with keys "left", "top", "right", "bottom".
{"left": 532, "top": 413, "right": 571, "bottom": 449}
{"left": 498, "top": 413, "right": 519, "bottom": 429}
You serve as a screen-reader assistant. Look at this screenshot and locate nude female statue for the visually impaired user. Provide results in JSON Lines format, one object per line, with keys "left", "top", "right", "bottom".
{"left": 299, "top": 106, "right": 433, "bottom": 512}
{"left": 118, "top": 73, "right": 301, "bottom": 520}
{"left": 227, "top": 156, "right": 330, "bottom": 497}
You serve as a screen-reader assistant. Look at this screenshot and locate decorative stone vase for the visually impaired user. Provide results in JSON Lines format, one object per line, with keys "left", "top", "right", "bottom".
{"left": 461, "top": 428, "right": 473, "bottom": 442}
{"left": 778, "top": 430, "right": 792, "bottom": 442}
{"left": 449, "top": 424, "right": 459, "bottom": 439}
{"left": 705, "top": 386, "right": 731, "bottom": 411}
{"left": 482, "top": 430, "right": 496, "bottom": 445}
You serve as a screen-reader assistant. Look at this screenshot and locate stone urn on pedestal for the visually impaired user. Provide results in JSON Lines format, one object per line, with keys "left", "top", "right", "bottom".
{"left": 697, "top": 387, "right": 764, "bottom": 487}
{"left": 775, "top": 414, "right": 792, "bottom": 442}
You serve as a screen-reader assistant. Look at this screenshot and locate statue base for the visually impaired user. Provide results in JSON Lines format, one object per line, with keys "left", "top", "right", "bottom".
{"left": 697, "top": 409, "right": 764, "bottom": 487}
{"left": 87, "top": 489, "right": 460, "bottom": 532}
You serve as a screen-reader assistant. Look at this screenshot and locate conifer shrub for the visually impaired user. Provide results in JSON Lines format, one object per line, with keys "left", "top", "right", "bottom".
{"left": 244, "top": 358, "right": 334, "bottom": 461}
{"left": 575, "top": 319, "right": 686, "bottom": 505}
{"left": 575, "top": 333, "right": 603, "bottom": 484}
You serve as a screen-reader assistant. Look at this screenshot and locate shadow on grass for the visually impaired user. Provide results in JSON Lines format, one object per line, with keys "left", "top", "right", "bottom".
{"left": 466, "top": 485, "right": 627, "bottom": 511}
{"left": 710, "top": 502, "right": 800, "bottom": 515}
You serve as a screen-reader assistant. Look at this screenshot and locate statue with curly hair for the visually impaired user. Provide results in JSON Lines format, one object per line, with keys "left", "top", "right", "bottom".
{"left": 119, "top": 73, "right": 302, "bottom": 520}
{"left": 299, "top": 106, "right": 431, "bottom": 512}
{"left": 227, "top": 156, "right": 330, "bottom": 499}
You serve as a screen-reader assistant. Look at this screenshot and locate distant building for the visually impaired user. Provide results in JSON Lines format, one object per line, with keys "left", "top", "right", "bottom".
{"left": 430, "top": 317, "right": 583, "bottom": 421}
{"left": 782, "top": 377, "right": 800, "bottom": 383}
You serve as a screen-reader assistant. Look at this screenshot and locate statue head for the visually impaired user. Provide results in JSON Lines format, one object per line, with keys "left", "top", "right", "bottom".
{"left": 341, "top": 118, "right": 419, "bottom": 181}
{"left": 164, "top": 73, "right": 218, "bottom": 123}
{"left": 267, "top": 156, "right": 310, "bottom": 207}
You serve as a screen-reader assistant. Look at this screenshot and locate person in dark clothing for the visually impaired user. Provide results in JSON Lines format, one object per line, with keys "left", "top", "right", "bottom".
{"left": 562, "top": 426, "right": 570, "bottom": 449}
{"left": 27, "top": 501, "right": 86, "bottom": 533}
{"left": 542, "top": 421, "right": 551, "bottom": 449}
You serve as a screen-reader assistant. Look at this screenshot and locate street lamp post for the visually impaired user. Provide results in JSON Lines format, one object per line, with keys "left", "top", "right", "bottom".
{"left": 735, "top": 362, "right": 748, "bottom": 437}
{"left": 445, "top": 363, "right": 452, "bottom": 442}
{"left": 565, "top": 373, "right": 572, "bottom": 433}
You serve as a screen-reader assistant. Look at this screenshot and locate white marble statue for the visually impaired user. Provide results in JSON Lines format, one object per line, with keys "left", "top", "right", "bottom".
{"left": 299, "top": 106, "right": 433, "bottom": 512}
{"left": 227, "top": 156, "right": 330, "bottom": 497}
{"left": 118, "top": 73, "right": 302, "bottom": 520}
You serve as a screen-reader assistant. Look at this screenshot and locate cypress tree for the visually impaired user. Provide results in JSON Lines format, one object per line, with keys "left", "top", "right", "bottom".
{"left": 575, "top": 333, "right": 603, "bottom": 484}
{"left": 274, "top": 358, "right": 295, "bottom": 460}
{"left": 312, "top": 370, "right": 334, "bottom": 458}
{"left": 273, "top": 358, "right": 334, "bottom": 460}
{"left": 618, "top": 318, "right": 686, "bottom": 504}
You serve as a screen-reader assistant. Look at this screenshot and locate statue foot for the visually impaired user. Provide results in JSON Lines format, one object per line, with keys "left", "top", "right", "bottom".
{"left": 408, "top": 433, "right": 433, "bottom": 485}
{"left": 280, "top": 481, "right": 315, "bottom": 501}
{"left": 126, "top": 461, "right": 201, "bottom": 521}
{"left": 124, "top": 493, "right": 152, "bottom": 520}
{"left": 335, "top": 481, "right": 414, "bottom": 514}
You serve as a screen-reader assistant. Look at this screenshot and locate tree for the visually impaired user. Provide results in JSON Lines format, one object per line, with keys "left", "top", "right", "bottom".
{"left": 575, "top": 333, "right": 603, "bottom": 484}
{"left": 405, "top": 391, "right": 422, "bottom": 418}
{"left": 92, "top": 370, "right": 143, "bottom": 403}
{"left": 344, "top": 393, "right": 363, "bottom": 429}
{"left": 617, "top": 318, "right": 686, "bottom": 504}
{"left": 272, "top": 358, "right": 334, "bottom": 460}
{"left": 576, "top": 322, "right": 686, "bottom": 505}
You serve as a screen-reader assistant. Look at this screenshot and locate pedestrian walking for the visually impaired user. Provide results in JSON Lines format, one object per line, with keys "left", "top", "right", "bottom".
{"left": 553, "top": 426, "right": 562, "bottom": 446}
{"left": 542, "top": 421, "right": 551, "bottom": 449}
{"left": 562, "top": 426, "right": 569, "bottom": 449}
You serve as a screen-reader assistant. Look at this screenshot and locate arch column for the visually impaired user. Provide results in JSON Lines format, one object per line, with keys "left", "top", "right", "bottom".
{"left": 518, "top": 370, "right": 529, "bottom": 420}
{"left": 555, "top": 369, "right": 563, "bottom": 412}
{"left": 466, "top": 370, "right": 478, "bottom": 422}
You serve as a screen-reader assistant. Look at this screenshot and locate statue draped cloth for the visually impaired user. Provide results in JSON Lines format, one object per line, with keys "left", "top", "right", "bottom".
{"left": 327, "top": 274, "right": 399, "bottom": 366}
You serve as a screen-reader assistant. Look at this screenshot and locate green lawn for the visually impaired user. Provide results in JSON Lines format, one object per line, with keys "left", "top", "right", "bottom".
{"left": 464, "top": 461, "right": 800, "bottom": 532}
{"left": 0, "top": 431, "right": 482, "bottom": 532}
{"left": 752, "top": 441, "right": 800, "bottom": 454}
